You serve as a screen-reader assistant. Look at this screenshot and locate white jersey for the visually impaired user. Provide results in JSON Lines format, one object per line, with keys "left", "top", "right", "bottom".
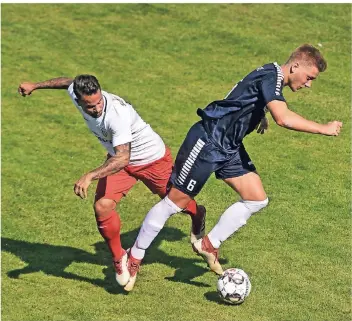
{"left": 67, "top": 84, "right": 165, "bottom": 166}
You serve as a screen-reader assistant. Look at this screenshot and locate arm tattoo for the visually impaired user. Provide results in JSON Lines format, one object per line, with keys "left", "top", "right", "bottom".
{"left": 35, "top": 77, "right": 73, "bottom": 90}
{"left": 90, "top": 143, "right": 131, "bottom": 180}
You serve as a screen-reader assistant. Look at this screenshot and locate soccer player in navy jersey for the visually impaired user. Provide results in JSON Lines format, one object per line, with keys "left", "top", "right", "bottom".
{"left": 123, "top": 44, "right": 342, "bottom": 291}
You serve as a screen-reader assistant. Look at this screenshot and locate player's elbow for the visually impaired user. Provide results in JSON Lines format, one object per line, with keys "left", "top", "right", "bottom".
{"left": 110, "top": 154, "right": 130, "bottom": 170}
{"left": 272, "top": 112, "right": 293, "bottom": 128}
{"left": 274, "top": 116, "right": 287, "bottom": 128}
{"left": 121, "top": 156, "right": 130, "bottom": 168}
{"left": 268, "top": 102, "right": 291, "bottom": 128}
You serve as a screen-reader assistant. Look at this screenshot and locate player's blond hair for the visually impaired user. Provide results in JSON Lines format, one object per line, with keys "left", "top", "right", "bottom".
{"left": 286, "top": 44, "right": 327, "bottom": 72}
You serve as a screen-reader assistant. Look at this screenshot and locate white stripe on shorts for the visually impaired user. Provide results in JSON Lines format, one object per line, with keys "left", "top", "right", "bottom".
{"left": 176, "top": 138, "right": 205, "bottom": 185}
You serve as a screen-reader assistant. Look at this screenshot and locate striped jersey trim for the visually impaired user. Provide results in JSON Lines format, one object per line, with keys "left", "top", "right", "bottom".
{"left": 273, "top": 62, "right": 284, "bottom": 96}
{"left": 176, "top": 138, "right": 205, "bottom": 185}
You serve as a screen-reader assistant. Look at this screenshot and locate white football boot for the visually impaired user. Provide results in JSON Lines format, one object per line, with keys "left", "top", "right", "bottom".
{"left": 113, "top": 251, "right": 130, "bottom": 286}
{"left": 124, "top": 249, "right": 142, "bottom": 292}
{"left": 192, "top": 235, "right": 223, "bottom": 275}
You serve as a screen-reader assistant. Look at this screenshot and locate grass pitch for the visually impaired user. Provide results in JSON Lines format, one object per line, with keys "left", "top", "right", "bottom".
{"left": 2, "top": 4, "right": 351, "bottom": 321}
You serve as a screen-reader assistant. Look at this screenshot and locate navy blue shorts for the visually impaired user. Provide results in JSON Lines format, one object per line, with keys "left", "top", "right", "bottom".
{"left": 169, "top": 121, "right": 256, "bottom": 197}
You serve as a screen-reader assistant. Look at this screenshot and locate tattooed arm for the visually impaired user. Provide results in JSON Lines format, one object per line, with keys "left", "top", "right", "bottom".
{"left": 88, "top": 143, "right": 131, "bottom": 180}
{"left": 18, "top": 77, "right": 73, "bottom": 96}
{"left": 73, "top": 143, "right": 131, "bottom": 199}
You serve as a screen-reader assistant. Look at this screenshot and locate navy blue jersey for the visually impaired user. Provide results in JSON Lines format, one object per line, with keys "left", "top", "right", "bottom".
{"left": 197, "top": 62, "right": 286, "bottom": 152}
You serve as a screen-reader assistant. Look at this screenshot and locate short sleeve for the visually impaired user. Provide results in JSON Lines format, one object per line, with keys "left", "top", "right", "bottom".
{"left": 109, "top": 105, "right": 133, "bottom": 147}
{"left": 67, "top": 83, "right": 80, "bottom": 108}
{"left": 67, "top": 83, "right": 75, "bottom": 99}
{"left": 260, "top": 73, "right": 286, "bottom": 105}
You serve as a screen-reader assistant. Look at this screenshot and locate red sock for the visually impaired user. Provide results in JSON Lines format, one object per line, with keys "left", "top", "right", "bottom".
{"left": 183, "top": 199, "right": 197, "bottom": 216}
{"left": 96, "top": 210, "right": 124, "bottom": 261}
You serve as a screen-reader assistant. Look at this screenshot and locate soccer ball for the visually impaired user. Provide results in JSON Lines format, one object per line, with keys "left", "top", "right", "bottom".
{"left": 217, "top": 268, "right": 251, "bottom": 305}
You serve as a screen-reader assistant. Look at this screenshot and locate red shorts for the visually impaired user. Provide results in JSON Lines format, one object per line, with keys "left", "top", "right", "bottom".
{"left": 95, "top": 147, "right": 173, "bottom": 203}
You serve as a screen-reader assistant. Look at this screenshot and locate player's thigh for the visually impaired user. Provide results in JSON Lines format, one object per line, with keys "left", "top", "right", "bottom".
{"left": 132, "top": 147, "right": 173, "bottom": 198}
{"left": 167, "top": 186, "right": 193, "bottom": 209}
{"left": 216, "top": 145, "right": 267, "bottom": 201}
{"left": 223, "top": 173, "right": 267, "bottom": 201}
{"left": 170, "top": 123, "right": 224, "bottom": 197}
{"left": 170, "top": 151, "right": 215, "bottom": 198}
{"left": 95, "top": 169, "right": 137, "bottom": 204}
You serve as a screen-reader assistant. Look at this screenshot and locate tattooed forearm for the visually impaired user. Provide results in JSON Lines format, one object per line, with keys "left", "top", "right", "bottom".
{"left": 34, "top": 77, "right": 73, "bottom": 90}
{"left": 89, "top": 143, "right": 131, "bottom": 180}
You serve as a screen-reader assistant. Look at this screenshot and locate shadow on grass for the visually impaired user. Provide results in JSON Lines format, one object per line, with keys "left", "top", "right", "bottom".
{"left": 204, "top": 290, "right": 235, "bottom": 305}
{"left": 204, "top": 291, "right": 223, "bottom": 304}
{"left": 2, "top": 227, "right": 227, "bottom": 294}
{"left": 204, "top": 291, "right": 246, "bottom": 306}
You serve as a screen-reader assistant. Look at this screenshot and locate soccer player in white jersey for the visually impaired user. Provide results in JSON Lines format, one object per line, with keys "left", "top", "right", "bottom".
{"left": 18, "top": 75, "right": 206, "bottom": 288}
{"left": 124, "top": 44, "right": 343, "bottom": 291}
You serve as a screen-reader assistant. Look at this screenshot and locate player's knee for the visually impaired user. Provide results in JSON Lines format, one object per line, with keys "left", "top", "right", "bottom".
{"left": 143, "top": 219, "right": 164, "bottom": 233}
{"left": 167, "top": 187, "right": 192, "bottom": 209}
{"left": 242, "top": 198, "right": 269, "bottom": 214}
{"left": 94, "top": 198, "right": 116, "bottom": 218}
{"left": 136, "top": 219, "right": 164, "bottom": 250}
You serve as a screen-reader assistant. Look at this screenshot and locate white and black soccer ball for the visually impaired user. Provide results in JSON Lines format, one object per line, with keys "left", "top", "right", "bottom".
{"left": 217, "top": 268, "right": 251, "bottom": 305}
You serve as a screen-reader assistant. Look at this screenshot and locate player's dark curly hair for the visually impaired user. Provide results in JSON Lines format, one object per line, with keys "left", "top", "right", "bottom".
{"left": 287, "top": 44, "right": 327, "bottom": 72}
{"left": 73, "top": 74, "right": 101, "bottom": 99}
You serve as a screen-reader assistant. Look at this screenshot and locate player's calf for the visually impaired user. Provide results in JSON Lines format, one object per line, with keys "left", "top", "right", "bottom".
{"left": 190, "top": 205, "right": 206, "bottom": 243}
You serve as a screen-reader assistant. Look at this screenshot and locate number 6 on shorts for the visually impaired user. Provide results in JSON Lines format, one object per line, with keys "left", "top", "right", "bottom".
{"left": 187, "top": 179, "right": 197, "bottom": 191}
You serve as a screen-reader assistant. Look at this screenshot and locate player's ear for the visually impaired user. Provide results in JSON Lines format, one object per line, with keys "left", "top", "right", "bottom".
{"left": 291, "top": 62, "right": 299, "bottom": 73}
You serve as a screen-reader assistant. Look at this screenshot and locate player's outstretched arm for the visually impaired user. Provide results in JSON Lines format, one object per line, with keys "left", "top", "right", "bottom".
{"left": 73, "top": 142, "right": 131, "bottom": 199}
{"left": 18, "top": 77, "right": 73, "bottom": 97}
{"left": 267, "top": 100, "right": 342, "bottom": 136}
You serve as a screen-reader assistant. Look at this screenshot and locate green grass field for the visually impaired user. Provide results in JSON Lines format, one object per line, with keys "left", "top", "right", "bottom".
{"left": 1, "top": 4, "right": 351, "bottom": 321}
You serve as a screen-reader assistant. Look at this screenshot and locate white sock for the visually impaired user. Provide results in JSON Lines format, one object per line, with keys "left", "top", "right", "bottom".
{"left": 131, "top": 196, "right": 182, "bottom": 260}
{"left": 208, "top": 199, "right": 268, "bottom": 248}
